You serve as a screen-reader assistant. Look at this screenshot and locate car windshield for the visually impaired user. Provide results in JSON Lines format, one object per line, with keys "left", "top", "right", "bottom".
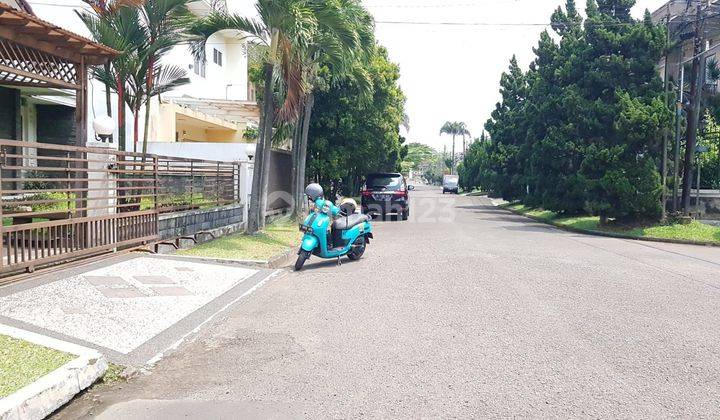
{"left": 367, "top": 175, "right": 403, "bottom": 191}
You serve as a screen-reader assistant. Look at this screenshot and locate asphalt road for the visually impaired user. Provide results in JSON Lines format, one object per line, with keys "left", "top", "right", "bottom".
{"left": 57, "top": 185, "right": 720, "bottom": 418}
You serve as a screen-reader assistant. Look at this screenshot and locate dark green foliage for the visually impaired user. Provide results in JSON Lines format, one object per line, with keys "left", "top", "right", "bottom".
{"left": 458, "top": 138, "right": 491, "bottom": 192}
{"left": 307, "top": 46, "right": 406, "bottom": 196}
{"left": 483, "top": 0, "right": 671, "bottom": 222}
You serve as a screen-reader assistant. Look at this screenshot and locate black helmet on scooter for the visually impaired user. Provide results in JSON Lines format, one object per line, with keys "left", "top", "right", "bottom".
{"left": 305, "top": 183, "right": 324, "bottom": 201}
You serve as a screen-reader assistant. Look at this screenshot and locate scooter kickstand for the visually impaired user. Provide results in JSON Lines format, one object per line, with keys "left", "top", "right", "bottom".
{"left": 337, "top": 256, "right": 342, "bottom": 266}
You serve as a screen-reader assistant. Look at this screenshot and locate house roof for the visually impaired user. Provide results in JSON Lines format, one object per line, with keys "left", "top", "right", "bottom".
{"left": 0, "top": 2, "right": 118, "bottom": 66}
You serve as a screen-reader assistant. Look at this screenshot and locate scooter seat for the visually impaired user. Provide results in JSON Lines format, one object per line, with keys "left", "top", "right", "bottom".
{"left": 332, "top": 213, "right": 370, "bottom": 230}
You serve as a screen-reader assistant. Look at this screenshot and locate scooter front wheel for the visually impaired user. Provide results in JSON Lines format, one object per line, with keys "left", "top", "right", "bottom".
{"left": 295, "top": 250, "right": 311, "bottom": 271}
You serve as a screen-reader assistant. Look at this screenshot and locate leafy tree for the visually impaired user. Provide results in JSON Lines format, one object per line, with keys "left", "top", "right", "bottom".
{"left": 290, "top": 0, "right": 375, "bottom": 218}
{"left": 307, "top": 46, "right": 407, "bottom": 196}
{"left": 190, "top": 0, "right": 362, "bottom": 233}
{"left": 458, "top": 138, "right": 491, "bottom": 192}
{"left": 485, "top": 56, "right": 529, "bottom": 201}
{"left": 403, "top": 143, "right": 437, "bottom": 172}
{"left": 483, "top": 0, "right": 670, "bottom": 223}
{"left": 579, "top": 4, "right": 669, "bottom": 222}
{"left": 698, "top": 112, "right": 720, "bottom": 189}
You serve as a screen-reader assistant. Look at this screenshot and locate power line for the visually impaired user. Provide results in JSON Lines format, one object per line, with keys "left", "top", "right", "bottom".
{"left": 28, "top": 0, "right": 718, "bottom": 30}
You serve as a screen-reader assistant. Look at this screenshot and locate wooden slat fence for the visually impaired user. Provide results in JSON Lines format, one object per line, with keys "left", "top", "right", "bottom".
{"left": 0, "top": 139, "right": 242, "bottom": 276}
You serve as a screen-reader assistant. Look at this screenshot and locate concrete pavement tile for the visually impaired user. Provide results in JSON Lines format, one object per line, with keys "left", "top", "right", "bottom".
{"left": 99, "top": 287, "right": 146, "bottom": 299}
{"left": 134, "top": 275, "right": 175, "bottom": 285}
{"left": 84, "top": 276, "right": 128, "bottom": 287}
{"left": 151, "top": 286, "right": 193, "bottom": 297}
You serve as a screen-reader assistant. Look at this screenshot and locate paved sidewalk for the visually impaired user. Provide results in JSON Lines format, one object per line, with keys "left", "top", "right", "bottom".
{"left": 0, "top": 254, "right": 276, "bottom": 366}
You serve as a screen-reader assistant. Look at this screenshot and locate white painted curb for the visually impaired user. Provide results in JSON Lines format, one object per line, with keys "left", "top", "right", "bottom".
{"left": 0, "top": 324, "right": 108, "bottom": 420}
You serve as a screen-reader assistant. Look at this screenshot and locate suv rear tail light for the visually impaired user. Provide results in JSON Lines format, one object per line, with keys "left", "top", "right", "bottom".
{"left": 393, "top": 190, "right": 408, "bottom": 198}
{"left": 361, "top": 190, "right": 372, "bottom": 197}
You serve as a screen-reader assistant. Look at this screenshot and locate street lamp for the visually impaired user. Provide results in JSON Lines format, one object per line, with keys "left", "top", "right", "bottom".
{"left": 93, "top": 115, "right": 116, "bottom": 143}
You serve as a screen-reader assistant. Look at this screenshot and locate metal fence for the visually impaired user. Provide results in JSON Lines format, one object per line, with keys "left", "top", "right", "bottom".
{"left": 0, "top": 139, "right": 242, "bottom": 276}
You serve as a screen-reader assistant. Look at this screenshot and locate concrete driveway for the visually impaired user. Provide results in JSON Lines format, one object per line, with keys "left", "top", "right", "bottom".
{"left": 56, "top": 185, "right": 720, "bottom": 418}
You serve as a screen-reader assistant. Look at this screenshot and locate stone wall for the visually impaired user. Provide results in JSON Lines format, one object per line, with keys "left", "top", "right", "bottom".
{"left": 158, "top": 203, "right": 244, "bottom": 240}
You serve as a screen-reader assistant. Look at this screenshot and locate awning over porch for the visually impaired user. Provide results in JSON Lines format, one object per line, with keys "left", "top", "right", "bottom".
{"left": 0, "top": 2, "right": 118, "bottom": 146}
{"left": 0, "top": 2, "right": 117, "bottom": 90}
{"left": 171, "top": 97, "right": 260, "bottom": 125}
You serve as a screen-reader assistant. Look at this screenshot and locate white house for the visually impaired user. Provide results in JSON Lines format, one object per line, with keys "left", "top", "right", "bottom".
{"left": 24, "top": 0, "right": 260, "bottom": 161}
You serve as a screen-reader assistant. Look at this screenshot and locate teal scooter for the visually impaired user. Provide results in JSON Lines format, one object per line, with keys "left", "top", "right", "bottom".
{"left": 295, "top": 183, "right": 373, "bottom": 271}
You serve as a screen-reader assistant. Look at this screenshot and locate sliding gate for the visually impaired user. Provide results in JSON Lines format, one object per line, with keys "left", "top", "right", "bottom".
{"left": 0, "top": 139, "right": 241, "bottom": 276}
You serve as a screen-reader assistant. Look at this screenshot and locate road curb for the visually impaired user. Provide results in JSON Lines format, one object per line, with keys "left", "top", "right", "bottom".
{"left": 167, "top": 247, "right": 299, "bottom": 269}
{"left": 498, "top": 205, "right": 720, "bottom": 248}
{"left": 0, "top": 324, "right": 108, "bottom": 420}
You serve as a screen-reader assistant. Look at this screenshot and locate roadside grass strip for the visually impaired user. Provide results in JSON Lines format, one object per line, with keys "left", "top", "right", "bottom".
{"left": 503, "top": 203, "right": 720, "bottom": 245}
{"left": 0, "top": 334, "right": 74, "bottom": 398}
{"left": 177, "top": 219, "right": 302, "bottom": 261}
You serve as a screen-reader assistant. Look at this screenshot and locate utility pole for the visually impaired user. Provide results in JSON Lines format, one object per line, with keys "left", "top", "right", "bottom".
{"left": 673, "top": 62, "right": 684, "bottom": 212}
{"left": 681, "top": 3, "right": 705, "bottom": 215}
{"left": 662, "top": 4, "right": 671, "bottom": 219}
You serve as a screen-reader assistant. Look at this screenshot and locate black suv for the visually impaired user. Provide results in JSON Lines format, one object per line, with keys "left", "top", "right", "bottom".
{"left": 361, "top": 173, "right": 414, "bottom": 220}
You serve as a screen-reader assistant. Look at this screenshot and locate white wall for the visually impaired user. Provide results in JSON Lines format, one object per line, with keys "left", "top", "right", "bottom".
{"left": 147, "top": 142, "right": 253, "bottom": 162}
{"left": 28, "top": 0, "right": 251, "bottom": 150}
{"left": 164, "top": 32, "right": 249, "bottom": 101}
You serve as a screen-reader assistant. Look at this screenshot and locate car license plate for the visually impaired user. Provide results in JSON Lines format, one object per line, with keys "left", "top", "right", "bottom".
{"left": 373, "top": 194, "right": 390, "bottom": 201}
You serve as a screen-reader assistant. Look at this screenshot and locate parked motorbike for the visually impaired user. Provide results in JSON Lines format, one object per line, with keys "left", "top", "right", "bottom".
{"left": 295, "top": 183, "right": 374, "bottom": 271}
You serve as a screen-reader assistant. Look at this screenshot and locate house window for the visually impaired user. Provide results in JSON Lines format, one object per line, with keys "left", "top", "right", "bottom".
{"left": 193, "top": 58, "right": 206, "bottom": 78}
{"left": 213, "top": 48, "right": 223, "bottom": 66}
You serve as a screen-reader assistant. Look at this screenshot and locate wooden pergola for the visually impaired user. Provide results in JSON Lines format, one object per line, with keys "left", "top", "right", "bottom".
{"left": 0, "top": 2, "right": 117, "bottom": 145}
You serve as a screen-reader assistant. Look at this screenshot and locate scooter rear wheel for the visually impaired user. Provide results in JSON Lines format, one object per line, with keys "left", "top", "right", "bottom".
{"left": 295, "top": 250, "right": 311, "bottom": 271}
{"left": 348, "top": 236, "right": 366, "bottom": 261}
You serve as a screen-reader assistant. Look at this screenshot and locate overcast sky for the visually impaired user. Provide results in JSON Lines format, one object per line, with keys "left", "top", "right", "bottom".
{"left": 27, "top": 0, "right": 668, "bottom": 152}
{"left": 363, "top": 0, "right": 669, "bottom": 151}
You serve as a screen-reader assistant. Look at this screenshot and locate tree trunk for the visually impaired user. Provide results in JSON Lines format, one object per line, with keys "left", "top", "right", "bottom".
{"left": 247, "top": 63, "right": 274, "bottom": 234}
{"left": 290, "top": 101, "right": 305, "bottom": 219}
{"left": 104, "top": 62, "right": 113, "bottom": 145}
{"left": 133, "top": 109, "right": 139, "bottom": 154}
{"left": 258, "top": 111, "right": 273, "bottom": 229}
{"left": 451, "top": 134, "right": 456, "bottom": 174}
{"left": 142, "top": 100, "right": 151, "bottom": 159}
{"left": 681, "top": 36, "right": 704, "bottom": 214}
{"left": 296, "top": 92, "right": 315, "bottom": 216}
{"left": 141, "top": 56, "right": 155, "bottom": 160}
{"left": 117, "top": 76, "right": 125, "bottom": 151}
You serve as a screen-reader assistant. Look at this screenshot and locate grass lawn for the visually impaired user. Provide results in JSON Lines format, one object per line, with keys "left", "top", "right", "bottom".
{"left": 464, "top": 190, "right": 487, "bottom": 197}
{"left": 0, "top": 334, "right": 74, "bottom": 398}
{"left": 504, "top": 203, "right": 720, "bottom": 244}
{"left": 176, "top": 218, "right": 302, "bottom": 261}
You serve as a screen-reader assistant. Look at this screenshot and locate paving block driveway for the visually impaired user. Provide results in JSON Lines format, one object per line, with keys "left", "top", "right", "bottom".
{"left": 0, "top": 254, "right": 276, "bottom": 366}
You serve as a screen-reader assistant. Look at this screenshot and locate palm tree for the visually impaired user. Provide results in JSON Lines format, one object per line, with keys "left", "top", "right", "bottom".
{"left": 79, "top": 1, "right": 190, "bottom": 152}
{"left": 138, "top": 0, "right": 193, "bottom": 157}
{"left": 190, "top": 0, "right": 360, "bottom": 233}
{"left": 290, "top": 1, "right": 376, "bottom": 218}
{"left": 81, "top": 0, "right": 144, "bottom": 130}
{"left": 79, "top": 3, "right": 146, "bottom": 151}
{"left": 440, "top": 121, "right": 470, "bottom": 174}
